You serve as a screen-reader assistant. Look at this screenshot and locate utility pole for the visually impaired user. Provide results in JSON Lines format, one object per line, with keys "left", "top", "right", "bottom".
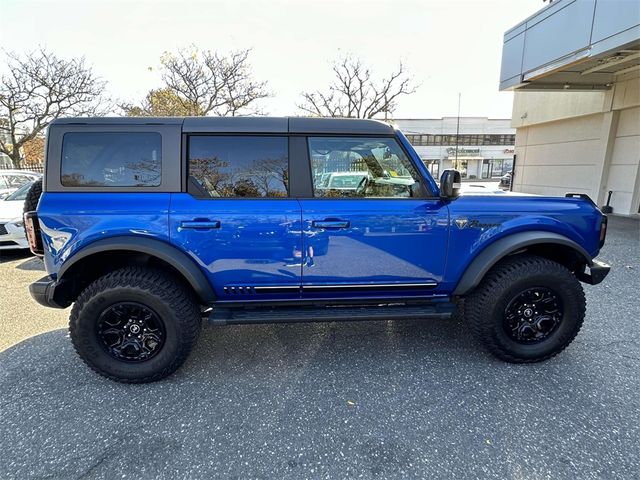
{"left": 454, "top": 92, "right": 461, "bottom": 171}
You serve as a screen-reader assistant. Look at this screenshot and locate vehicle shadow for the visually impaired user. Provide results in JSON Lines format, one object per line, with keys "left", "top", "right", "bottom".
{"left": 0, "top": 249, "right": 32, "bottom": 264}
{"left": 15, "top": 256, "right": 45, "bottom": 271}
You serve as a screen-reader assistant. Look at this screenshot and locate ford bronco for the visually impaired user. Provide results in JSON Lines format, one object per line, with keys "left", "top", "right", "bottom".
{"left": 24, "top": 117, "right": 610, "bottom": 383}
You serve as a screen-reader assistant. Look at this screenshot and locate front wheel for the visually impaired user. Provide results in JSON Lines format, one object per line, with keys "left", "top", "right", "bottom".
{"left": 69, "top": 267, "right": 202, "bottom": 383}
{"left": 464, "top": 255, "right": 586, "bottom": 363}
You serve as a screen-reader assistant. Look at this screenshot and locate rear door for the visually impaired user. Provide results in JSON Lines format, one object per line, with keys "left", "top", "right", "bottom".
{"left": 299, "top": 136, "right": 449, "bottom": 299}
{"left": 170, "top": 134, "right": 302, "bottom": 302}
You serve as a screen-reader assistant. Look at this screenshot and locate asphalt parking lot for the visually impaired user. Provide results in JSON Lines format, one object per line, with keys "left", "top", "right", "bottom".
{"left": 0, "top": 217, "right": 638, "bottom": 479}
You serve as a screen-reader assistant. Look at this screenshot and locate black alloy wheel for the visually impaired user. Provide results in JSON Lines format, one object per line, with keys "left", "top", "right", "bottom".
{"left": 503, "top": 287, "right": 563, "bottom": 344}
{"left": 97, "top": 302, "right": 166, "bottom": 362}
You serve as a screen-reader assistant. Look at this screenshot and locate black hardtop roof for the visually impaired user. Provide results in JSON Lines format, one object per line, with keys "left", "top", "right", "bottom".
{"left": 50, "top": 116, "right": 395, "bottom": 135}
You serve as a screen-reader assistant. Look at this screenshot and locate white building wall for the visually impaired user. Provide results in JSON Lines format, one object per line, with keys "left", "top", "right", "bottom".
{"left": 513, "top": 113, "right": 604, "bottom": 197}
{"left": 605, "top": 107, "right": 640, "bottom": 214}
{"left": 511, "top": 70, "right": 640, "bottom": 216}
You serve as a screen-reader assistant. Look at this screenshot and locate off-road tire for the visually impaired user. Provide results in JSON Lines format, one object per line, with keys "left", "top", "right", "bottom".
{"left": 69, "top": 267, "right": 201, "bottom": 383}
{"left": 22, "top": 178, "right": 43, "bottom": 239}
{"left": 452, "top": 298, "right": 465, "bottom": 322}
{"left": 22, "top": 178, "right": 42, "bottom": 213}
{"left": 465, "top": 254, "right": 586, "bottom": 363}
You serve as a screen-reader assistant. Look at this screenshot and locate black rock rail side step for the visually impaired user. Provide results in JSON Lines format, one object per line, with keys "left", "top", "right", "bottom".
{"left": 208, "top": 303, "right": 455, "bottom": 325}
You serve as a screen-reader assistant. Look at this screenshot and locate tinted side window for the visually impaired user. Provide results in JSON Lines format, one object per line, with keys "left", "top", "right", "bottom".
{"left": 309, "top": 137, "right": 420, "bottom": 198}
{"left": 188, "top": 136, "right": 288, "bottom": 198}
{"left": 61, "top": 132, "right": 161, "bottom": 187}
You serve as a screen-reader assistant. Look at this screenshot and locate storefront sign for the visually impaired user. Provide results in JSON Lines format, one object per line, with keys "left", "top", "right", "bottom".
{"left": 446, "top": 147, "right": 480, "bottom": 155}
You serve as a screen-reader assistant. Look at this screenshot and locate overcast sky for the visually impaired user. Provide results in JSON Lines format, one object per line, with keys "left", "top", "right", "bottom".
{"left": 1, "top": 0, "right": 543, "bottom": 119}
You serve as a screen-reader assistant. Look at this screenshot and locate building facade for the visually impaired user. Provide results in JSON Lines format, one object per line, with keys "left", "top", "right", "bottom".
{"left": 500, "top": 0, "right": 640, "bottom": 216}
{"left": 393, "top": 118, "right": 515, "bottom": 180}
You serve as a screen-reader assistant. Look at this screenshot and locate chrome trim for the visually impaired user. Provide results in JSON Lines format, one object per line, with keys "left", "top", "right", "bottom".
{"left": 253, "top": 285, "right": 300, "bottom": 292}
{"left": 303, "top": 283, "right": 438, "bottom": 290}
{"left": 233, "top": 283, "right": 439, "bottom": 293}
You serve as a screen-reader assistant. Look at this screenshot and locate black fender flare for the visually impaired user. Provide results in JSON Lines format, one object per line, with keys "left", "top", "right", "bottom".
{"left": 58, "top": 236, "right": 216, "bottom": 303}
{"left": 453, "top": 231, "right": 593, "bottom": 296}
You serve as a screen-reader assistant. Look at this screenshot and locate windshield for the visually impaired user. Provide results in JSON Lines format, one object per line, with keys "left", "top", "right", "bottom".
{"left": 4, "top": 181, "right": 33, "bottom": 201}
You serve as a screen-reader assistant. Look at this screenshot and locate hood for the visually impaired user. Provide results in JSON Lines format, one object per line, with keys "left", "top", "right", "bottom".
{"left": 0, "top": 199, "right": 23, "bottom": 222}
{"left": 448, "top": 194, "right": 604, "bottom": 258}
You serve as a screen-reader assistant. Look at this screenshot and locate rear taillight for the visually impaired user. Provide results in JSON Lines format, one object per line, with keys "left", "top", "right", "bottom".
{"left": 24, "top": 211, "right": 44, "bottom": 256}
{"left": 599, "top": 215, "right": 608, "bottom": 248}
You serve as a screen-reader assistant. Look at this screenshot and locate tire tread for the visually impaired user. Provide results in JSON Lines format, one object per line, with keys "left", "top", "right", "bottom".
{"left": 69, "top": 266, "right": 201, "bottom": 383}
{"left": 465, "top": 254, "right": 586, "bottom": 363}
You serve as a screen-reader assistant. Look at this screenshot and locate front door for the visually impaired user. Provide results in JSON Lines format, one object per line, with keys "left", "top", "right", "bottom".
{"left": 170, "top": 135, "right": 302, "bottom": 302}
{"left": 300, "top": 136, "right": 449, "bottom": 299}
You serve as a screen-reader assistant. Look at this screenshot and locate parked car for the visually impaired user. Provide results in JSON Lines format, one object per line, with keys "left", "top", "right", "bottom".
{"left": 460, "top": 183, "right": 506, "bottom": 195}
{"left": 25, "top": 117, "right": 609, "bottom": 383}
{"left": 0, "top": 170, "right": 42, "bottom": 199}
{"left": 499, "top": 171, "right": 512, "bottom": 190}
{"left": 0, "top": 180, "right": 34, "bottom": 250}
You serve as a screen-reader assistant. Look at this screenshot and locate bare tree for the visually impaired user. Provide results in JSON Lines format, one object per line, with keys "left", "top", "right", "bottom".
{"left": 120, "top": 88, "right": 202, "bottom": 117}
{"left": 247, "top": 156, "right": 289, "bottom": 196}
{"left": 298, "top": 56, "right": 416, "bottom": 119}
{"left": 130, "top": 47, "right": 269, "bottom": 117}
{"left": 0, "top": 48, "right": 107, "bottom": 167}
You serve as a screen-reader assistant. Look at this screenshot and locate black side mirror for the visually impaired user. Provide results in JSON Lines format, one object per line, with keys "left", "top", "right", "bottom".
{"left": 440, "top": 169, "right": 461, "bottom": 199}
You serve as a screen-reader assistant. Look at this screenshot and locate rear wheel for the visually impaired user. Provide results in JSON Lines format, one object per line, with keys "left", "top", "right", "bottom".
{"left": 69, "top": 267, "right": 202, "bottom": 383}
{"left": 22, "top": 178, "right": 42, "bottom": 213}
{"left": 465, "top": 255, "right": 586, "bottom": 362}
{"left": 22, "top": 178, "right": 42, "bottom": 239}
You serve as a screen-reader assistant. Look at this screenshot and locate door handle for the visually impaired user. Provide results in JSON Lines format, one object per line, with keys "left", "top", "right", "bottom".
{"left": 179, "top": 220, "right": 221, "bottom": 230}
{"left": 312, "top": 219, "right": 350, "bottom": 229}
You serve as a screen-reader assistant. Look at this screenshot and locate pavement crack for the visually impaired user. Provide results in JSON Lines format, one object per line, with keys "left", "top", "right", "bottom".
{"left": 73, "top": 443, "right": 121, "bottom": 480}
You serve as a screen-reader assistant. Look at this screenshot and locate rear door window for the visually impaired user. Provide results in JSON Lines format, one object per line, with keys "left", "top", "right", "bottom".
{"left": 61, "top": 132, "right": 162, "bottom": 187}
{"left": 188, "top": 136, "right": 288, "bottom": 198}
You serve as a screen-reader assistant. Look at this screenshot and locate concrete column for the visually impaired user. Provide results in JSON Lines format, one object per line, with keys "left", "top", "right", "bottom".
{"left": 512, "top": 127, "right": 528, "bottom": 190}
{"left": 594, "top": 110, "right": 620, "bottom": 207}
{"left": 631, "top": 161, "right": 640, "bottom": 215}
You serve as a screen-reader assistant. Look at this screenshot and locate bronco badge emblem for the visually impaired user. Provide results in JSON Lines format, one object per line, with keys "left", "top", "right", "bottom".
{"left": 455, "top": 218, "right": 501, "bottom": 229}
{"left": 455, "top": 218, "right": 468, "bottom": 229}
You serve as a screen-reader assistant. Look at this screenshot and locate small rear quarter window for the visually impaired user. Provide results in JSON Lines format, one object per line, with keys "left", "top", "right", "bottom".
{"left": 61, "top": 132, "right": 161, "bottom": 187}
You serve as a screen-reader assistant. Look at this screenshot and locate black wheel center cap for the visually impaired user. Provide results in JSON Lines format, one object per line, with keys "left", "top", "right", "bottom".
{"left": 523, "top": 308, "right": 533, "bottom": 318}
{"left": 130, "top": 324, "right": 140, "bottom": 334}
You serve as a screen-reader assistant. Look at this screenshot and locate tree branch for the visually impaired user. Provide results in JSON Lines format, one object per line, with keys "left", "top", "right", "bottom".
{"left": 298, "top": 55, "right": 417, "bottom": 119}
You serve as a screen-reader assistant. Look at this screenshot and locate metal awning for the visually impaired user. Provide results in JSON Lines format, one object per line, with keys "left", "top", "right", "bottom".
{"left": 500, "top": 0, "right": 640, "bottom": 91}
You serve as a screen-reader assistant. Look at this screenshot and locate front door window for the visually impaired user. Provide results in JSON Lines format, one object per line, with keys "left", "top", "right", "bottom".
{"left": 309, "top": 137, "right": 420, "bottom": 199}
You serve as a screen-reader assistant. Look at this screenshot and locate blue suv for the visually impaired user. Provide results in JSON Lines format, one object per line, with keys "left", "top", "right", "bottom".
{"left": 24, "top": 117, "right": 610, "bottom": 382}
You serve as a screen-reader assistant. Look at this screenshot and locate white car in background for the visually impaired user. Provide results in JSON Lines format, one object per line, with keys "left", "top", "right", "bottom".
{"left": 0, "top": 170, "right": 42, "bottom": 199}
{"left": 460, "top": 182, "right": 505, "bottom": 194}
{"left": 0, "top": 181, "right": 34, "bottom": 250}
